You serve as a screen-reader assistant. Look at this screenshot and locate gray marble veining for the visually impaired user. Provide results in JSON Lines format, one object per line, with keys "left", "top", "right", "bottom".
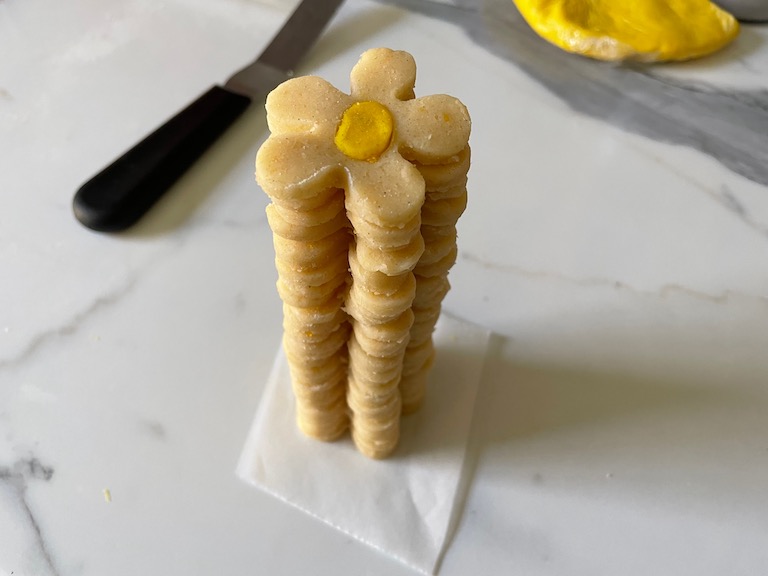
{"left": 380, "top": 0, "right": 768, "bottom": 188}
{"left": 460, "top": 251, "right": 768, "bottom": 305}
{"left": 0, "top": 458, "right": 59, "bottom": 576}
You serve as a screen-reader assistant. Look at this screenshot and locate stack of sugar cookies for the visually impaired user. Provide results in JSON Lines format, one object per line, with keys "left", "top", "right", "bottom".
{"left": 266, "top": 190, "right": 351, "bottom": 442}
{"left": 256, "top": 48, "right": 470, "bottom": 459}
{"left": 401, "top": 149, "right": 470, "bottom": 415}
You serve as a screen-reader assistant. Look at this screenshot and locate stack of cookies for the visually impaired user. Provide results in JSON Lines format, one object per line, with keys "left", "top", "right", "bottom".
{"left": 266, "top": 189, "right": 351, "bottom": 441}
{"left": 401, "top": 148, "right": 470, "bottom": 414}
{"left": 345, "top": 206, "right": 424, "bottom": 458}
{"left": 256, "top": 48, "right": 470, "bottom": 459}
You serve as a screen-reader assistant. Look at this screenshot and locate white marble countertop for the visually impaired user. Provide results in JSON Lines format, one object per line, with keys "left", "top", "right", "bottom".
{"left": 2, "top": 0, "right": 768, "bottom": 574}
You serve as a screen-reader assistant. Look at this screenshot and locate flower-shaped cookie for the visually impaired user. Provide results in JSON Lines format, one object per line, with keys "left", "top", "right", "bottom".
{"left": 256, "top": 48, "right": 471, "bottom": 228}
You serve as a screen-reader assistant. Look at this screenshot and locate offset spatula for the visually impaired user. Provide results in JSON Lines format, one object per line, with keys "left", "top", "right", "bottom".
{"left": 74, "top": 0, "right": 344, "bottom": 232}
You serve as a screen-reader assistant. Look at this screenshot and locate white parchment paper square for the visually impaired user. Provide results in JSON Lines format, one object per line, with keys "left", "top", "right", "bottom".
{"left": 237, "top": 314, "right": 491, "bottom": 574}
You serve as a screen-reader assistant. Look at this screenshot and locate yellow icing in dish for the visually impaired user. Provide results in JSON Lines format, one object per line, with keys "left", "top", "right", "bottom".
{"left": 335, "top": 101, "right": 394, "bottom": 162}
{"left": 513, "top": 0, "right": 739, "bottom": 62}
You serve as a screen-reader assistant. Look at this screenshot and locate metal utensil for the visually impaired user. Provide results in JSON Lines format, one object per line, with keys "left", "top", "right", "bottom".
{"left": 714, "top": 0, "right": 768, "bottom": 22}
{"left": 73, "top": 0, "right": 344, "bottom": 232}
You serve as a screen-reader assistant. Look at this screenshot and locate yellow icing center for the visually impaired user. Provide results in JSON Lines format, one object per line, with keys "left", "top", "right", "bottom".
{"left": 334, "top": 101, "right": 393, "bottom": 162}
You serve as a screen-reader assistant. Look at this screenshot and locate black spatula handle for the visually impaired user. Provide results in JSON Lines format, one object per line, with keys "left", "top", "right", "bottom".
{"left": 73, "top": 85, "right": 251, "bottom": 232}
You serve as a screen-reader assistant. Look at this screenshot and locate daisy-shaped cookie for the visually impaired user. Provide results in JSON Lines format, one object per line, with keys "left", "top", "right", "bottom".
{"left": 256, "top": 47, "right": 471, "bottom": 229}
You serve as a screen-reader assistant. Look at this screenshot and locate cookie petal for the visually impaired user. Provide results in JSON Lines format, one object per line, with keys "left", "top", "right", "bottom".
{"left": 397, "top": 95, "right": 471, "bottom": 165}
{"left": 266, "top": 76, "right": 351, "bottom": 137}
{"left": 256, "top": 134, "right": 344, "bottom": 199}
{"left": 345, "top": 148, "right": 425, "bottom": 227}
{"left": 350, "top": 48, "right": 416, "bottom": 102}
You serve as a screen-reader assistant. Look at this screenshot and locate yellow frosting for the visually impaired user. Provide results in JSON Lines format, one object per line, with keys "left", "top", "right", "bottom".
{"left": 514, "top": 0, "right": 739, "bottom": 62}
{"left": 334, "top": 101, "right": 394, "bottom": 162}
